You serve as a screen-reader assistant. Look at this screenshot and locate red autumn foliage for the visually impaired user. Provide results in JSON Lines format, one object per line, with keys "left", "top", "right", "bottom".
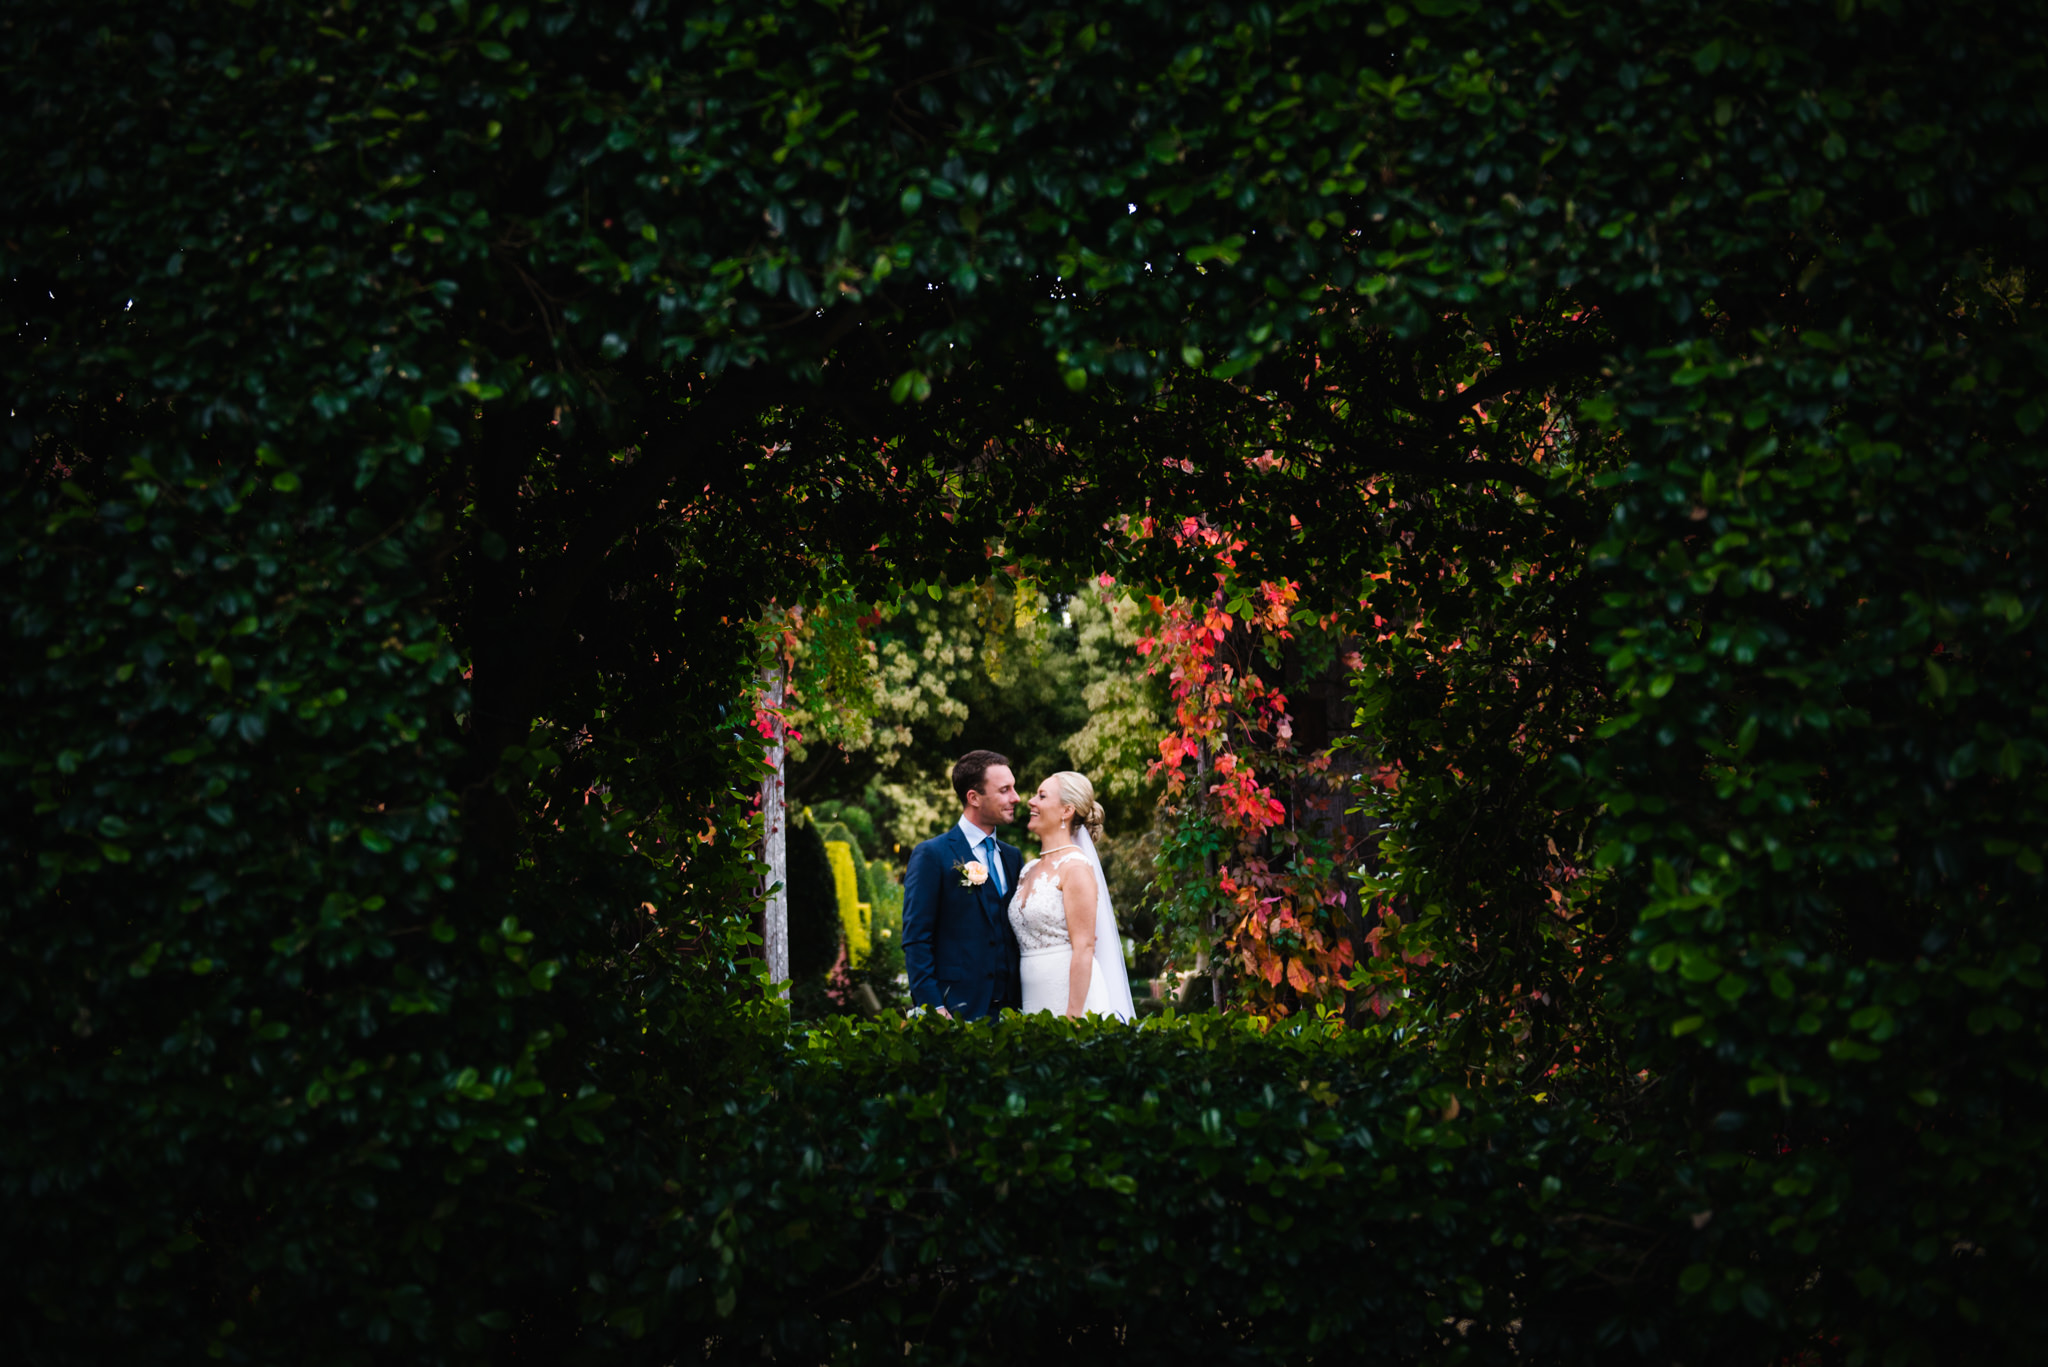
{"left": 1138, "top": 521, "right": 1358, "bottom": 1018}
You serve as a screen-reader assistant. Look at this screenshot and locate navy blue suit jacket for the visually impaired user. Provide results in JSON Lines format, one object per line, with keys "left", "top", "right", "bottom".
{"left": 901, "top": 824, "right": 1024, "bottom": 1020}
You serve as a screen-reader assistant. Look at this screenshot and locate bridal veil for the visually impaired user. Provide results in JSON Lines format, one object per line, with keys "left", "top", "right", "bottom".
{"left": 1073, "top": 824, "right": 1138, "bottom": 1021}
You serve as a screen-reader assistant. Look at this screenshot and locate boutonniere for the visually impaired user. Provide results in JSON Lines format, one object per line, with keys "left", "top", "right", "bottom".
{"left": 952, "top": 858, "right": 989, "bottom": 889}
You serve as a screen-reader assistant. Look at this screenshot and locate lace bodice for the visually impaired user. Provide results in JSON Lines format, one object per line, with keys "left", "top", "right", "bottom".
{"left": 1006, "top": 850, "right": 1090, "bottom": 952}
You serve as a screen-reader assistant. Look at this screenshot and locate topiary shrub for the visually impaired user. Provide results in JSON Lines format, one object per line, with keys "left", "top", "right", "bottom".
{"left": 812, "top": 798, "right": 883, "bottom": 861}
{"left": 814, "top": 821, "right": 873, "bottom": 960}
{"left": 783, "top": 813, "right": 849, "bottom": 1022}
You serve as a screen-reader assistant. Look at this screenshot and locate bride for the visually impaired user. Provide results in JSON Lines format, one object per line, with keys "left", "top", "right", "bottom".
{"left": 1006, "top": 771, "right": 1138, "bottom": 1021}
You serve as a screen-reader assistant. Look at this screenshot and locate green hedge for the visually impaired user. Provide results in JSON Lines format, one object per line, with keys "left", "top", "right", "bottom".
{"left": 646, "top": 1014, "right": 1582, "bottom": 1365}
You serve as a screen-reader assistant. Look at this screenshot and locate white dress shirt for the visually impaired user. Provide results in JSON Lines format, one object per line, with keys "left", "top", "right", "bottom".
{"left": 955, "top": 813, "right": 1007, "bottom": 895}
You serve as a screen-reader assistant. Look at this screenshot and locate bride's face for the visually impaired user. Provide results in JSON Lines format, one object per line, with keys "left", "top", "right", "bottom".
{"left": 1026, "top": 779, "right": 1074, "bottom": 842}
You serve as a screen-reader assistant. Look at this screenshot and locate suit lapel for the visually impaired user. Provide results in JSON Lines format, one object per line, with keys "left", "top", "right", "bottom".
{"left": 944, "top": 827, "right": 990, "bottom": 918}
{"left": 946, "top": 826, "right": 975, "bottom": 871}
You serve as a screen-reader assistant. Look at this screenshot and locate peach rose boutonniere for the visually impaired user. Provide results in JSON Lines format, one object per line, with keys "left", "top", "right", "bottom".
{"left": 953, "top": 859, "right": 989, "bottom": 889}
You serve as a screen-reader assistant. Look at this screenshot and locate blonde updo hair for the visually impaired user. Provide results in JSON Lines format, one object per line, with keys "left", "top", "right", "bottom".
{"left": 1049, "top": 770, "right": 1106, "bottom": 839}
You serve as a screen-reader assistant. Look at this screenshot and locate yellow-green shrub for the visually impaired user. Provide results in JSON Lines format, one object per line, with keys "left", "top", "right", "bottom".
{"left": 822, "top": 838, "right": 870, "bottom": 964}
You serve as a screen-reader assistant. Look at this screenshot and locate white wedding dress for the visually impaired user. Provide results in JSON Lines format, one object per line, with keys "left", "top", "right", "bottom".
{"left": 1005, "top": 832, "right": 1137, "bottom": 1021}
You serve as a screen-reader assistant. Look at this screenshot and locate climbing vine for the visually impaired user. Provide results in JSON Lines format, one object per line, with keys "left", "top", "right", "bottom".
{"left": 1139, "top": 520, "right": 1359, "bottom": 1017}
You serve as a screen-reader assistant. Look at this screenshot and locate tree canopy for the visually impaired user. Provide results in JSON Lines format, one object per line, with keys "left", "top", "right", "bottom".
{"left": 6, "top": 0, "right": 2047, "bottom": 1361}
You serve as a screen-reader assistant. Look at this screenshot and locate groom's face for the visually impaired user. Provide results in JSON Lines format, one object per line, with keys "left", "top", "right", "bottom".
{"left": 967, "top": 764, "right": 1019, "bottom": 826}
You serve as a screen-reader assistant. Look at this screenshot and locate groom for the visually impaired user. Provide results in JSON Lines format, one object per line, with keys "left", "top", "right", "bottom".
{"left": 901, "top": 749, "right": 1024, "bottom": 1020}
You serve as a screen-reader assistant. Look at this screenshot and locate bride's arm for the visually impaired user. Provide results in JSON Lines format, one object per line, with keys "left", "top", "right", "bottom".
{"left": 1060, "top": 856, "right": 1099, "bottom": 1017}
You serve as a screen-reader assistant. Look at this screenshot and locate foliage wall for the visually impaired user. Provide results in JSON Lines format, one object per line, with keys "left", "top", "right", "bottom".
{"left": 674, "top": 1014, "right": 1574, "bottom": 1367}
{"left": 5, "top": 0, "right": 2046, "bottom": 1363}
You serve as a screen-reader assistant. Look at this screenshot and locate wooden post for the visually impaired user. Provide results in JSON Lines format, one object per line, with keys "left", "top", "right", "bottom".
{"left": 760, "top": 655, "right": 789, "bottom": 997}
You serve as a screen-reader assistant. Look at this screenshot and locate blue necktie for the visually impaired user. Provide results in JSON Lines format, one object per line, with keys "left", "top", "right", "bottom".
{"left": 983, "top": 836, "right": 1006, "bottom": 895}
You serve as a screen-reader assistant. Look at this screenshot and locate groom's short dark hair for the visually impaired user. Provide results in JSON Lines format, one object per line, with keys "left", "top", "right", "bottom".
{"left": 952, "top": 749, "right": 1010, "bottom": 803}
